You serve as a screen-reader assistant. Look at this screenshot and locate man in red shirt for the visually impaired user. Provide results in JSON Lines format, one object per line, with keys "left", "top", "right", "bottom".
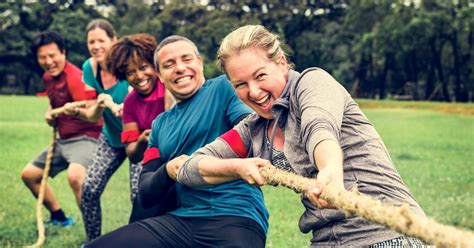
{"left": 20, "top": 31, "right": 102, "bottom": 228}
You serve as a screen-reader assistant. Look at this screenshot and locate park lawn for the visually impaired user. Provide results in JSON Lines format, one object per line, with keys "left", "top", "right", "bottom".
{"left": 0, "top": 95, "right": 472, "bottom": 248}
{"left": 356, "top": 99, "right": 474, "bottom": 115}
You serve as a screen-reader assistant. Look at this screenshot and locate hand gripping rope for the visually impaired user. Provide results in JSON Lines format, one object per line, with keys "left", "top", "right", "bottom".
{"left": 259, "top": 166, "right": 474, "bottom": 248}
{"left": 26, "top": 100, "right": 86, "bottom": 248}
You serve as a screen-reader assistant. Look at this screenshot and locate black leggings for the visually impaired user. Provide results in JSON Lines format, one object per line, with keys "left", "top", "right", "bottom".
{"left": 85, "top": 214, "right": 266, "bottom": 248}
{"left": 84, "top": 222, "right": 158, "bottom": 247}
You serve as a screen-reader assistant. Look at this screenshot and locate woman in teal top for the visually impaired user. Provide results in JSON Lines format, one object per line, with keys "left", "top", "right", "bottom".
{"left": 78, "top": 19, "right": 134, "bottom": 241}
{"left": 82, "top": 58, "right": 128, "bottom": 147}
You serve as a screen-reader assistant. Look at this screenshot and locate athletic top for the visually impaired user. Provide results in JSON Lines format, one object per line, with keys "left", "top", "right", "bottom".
{"left": 82, "top": 58, "right": 128, "bottom": 148}
{"left": 44, "top": 61, "right": 102, "bottom": 140}
{"left": 122, "top": 79, "right": 166, "bottom": 132}
{"left": 147, "top": 75, "right": 269, "bottom": 233}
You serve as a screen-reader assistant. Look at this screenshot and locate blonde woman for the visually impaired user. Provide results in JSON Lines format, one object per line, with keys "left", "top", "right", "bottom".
{"left": 177, "top": 25, "right": 429, "bottom": 247}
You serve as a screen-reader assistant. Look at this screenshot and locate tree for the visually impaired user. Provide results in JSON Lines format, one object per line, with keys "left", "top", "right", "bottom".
{"left": 0, "top": 1, "right": 100, "bottom": 94}
{"left": 0, "top": 0, "right": 472, "bottom": 101}
{"left": 0, "top": 1, "right": 59, "bottom": 94}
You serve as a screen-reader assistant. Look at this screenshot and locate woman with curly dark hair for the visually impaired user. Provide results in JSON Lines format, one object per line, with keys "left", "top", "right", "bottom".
{"left": 107, "top": 33, "right": 174, "bottom": 223}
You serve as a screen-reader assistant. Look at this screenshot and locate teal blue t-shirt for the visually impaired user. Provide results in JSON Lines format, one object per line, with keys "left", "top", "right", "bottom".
{"left": 149, "top": 75, "right": 269, "bottom": 233}
{"left": 82, "top": 58, "right": 129, "bottom": 148}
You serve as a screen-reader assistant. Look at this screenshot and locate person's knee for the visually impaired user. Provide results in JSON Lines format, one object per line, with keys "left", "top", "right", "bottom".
{"left": 68, "top": 173, "right": 83, "bottom": 190}
{"left": 68, "top": 163, "right": 86, "bottom": 190}
{"left": 20, "top": 164, "right": 41, "bottom": 184}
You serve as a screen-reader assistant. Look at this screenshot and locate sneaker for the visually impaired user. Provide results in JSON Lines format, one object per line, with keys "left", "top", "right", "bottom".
{"left": 45, "top": 216, "right": 75, "bottom": 228}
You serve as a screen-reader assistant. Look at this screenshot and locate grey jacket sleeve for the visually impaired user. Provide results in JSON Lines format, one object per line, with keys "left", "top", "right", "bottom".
{"left": 177, "top": 119, "right": 253, "bottom": 187}
{"left": 296, "top": 69, "right": 348, "bottom": 165}
{"left": 176, "top": 154, "right": 208, "bottom": 187}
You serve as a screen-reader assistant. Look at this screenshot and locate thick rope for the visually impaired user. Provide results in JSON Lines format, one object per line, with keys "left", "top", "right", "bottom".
{"left": 50, "top": 100, "right": 87, "bottom": 116}
{"left": 26, "top": 127, "right": 57, "bottom": 248}
{"left": 260, "top": 166, "right": 474, "bottom": 248}
{"left": 26, "top": 100, "right": 85, "bottom": 247}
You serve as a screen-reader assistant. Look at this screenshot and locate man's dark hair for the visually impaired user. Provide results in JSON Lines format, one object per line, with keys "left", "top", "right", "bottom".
{"left": 30, "top": 31, "right": 66, "bottom": 56}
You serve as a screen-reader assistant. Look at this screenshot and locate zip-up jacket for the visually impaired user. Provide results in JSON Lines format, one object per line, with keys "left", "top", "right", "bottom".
{"left": 178, "top": 68, "right": 425, "bottom": 247}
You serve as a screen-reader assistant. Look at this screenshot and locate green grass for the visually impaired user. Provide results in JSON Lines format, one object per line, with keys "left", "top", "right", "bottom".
{"left": 356, "top": 98, "right": 474, "bottom": 115}
{"left": 0, "top": 95, "right": 473, "bottom": 247}
{"left": 0, "top": 96, "right": 131, "bottom": 247}
{"left": 362, "top": 108, "right": 474, "bottom": 229}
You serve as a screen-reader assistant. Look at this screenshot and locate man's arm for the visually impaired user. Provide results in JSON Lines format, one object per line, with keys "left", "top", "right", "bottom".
{"left": 138, "top": 154, "right": 188, "bottom": 208}
{"left": 76, "top": 93, "right": 114, "bottom": 122}
{"left": 44, "top": 105, "right": 55, "bottom": 126}
{"left": 62, "top": 99, "right": 97, "bottom": 120}
{"left": 138, "top": 157, "right": 173, "bottom": 208}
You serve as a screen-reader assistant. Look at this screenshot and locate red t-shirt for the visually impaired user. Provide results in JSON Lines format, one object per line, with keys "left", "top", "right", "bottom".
{"left": 43, "top": 62, "right": 103, "bottom": 139}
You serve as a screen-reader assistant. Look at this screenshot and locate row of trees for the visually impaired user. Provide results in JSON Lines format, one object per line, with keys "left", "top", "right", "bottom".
{"left": 1, "top": 0, "right": 473, "bottom": 102}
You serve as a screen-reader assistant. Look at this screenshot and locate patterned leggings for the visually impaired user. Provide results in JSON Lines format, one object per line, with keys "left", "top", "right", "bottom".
{"left": 80, "top": 134, "right": 141, "bottom": 241}
{"left": 367, "top": 236, "right": 435, "bottom": 247}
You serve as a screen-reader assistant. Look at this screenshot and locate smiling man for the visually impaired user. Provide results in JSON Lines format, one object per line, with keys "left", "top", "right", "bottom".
{"left": 83, "top": 35, "right": 268, "bottom": 248}
{"left": 21, "top": 31, "right": 102, "bottom": 229}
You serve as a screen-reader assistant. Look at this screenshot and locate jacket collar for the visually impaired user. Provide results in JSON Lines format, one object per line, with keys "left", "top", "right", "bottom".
{"left": 270, "top": 69, "right": 300, "bottom": 128}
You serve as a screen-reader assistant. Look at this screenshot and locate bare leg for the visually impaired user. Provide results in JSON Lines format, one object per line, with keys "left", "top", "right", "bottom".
{"left": 21, "top": 163, "right": 61, "bottom": 212}
{"left": 67, "top": 163, "right": 86, "bottom": 207}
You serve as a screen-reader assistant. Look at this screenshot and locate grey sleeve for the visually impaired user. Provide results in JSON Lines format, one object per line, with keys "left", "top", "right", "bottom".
{"left": 177, "top": 119, "right": 253, "bottom": 187}
{"left": 296, "top": 69, "right": 348, "bottom": 165}
{"left": 177, "top": 154, "right": 208, "bottom": 187}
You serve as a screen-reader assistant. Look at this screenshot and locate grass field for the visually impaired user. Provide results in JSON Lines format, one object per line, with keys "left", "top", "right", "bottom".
{"left": 0, "top": 95, "right": 473, "bottom": 247}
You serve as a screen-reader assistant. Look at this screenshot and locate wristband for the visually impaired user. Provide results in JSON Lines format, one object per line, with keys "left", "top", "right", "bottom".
{"left": 121, "top": 129, "right": 140, "bottom": 143}
{"left": 142, "top": 147, "right": 161, "bottom": 165}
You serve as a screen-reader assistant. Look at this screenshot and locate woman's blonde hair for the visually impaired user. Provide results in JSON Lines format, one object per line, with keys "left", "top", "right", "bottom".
{"left": 217, "top": 25, "right": 292, "bottom": 73}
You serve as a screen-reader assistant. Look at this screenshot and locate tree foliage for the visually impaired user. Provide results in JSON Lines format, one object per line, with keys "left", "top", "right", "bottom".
{"left": 0, "top": 0, "right": 472, "bottom": 102}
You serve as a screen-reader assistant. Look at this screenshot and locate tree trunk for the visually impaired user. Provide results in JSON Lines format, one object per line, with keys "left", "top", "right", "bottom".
{"left": 355, "top": 55, "right": 368, "bottom": 98}
{"left": 409, "top": 50, "right": 419, "bottom": 100}
{"left": 450, "top": 32, "right": 465, "bottom": 102}
{"left": 379, "top": 53, "right": 390, "bottom": 99}
{"left": 23, "top": 74, "right": 31, "bottom": 95}
{"left": 430, "top": 37, "right": 450, "bottom": 101}
{"left": 425, "top": 65, "right": 434, "bottom": 101}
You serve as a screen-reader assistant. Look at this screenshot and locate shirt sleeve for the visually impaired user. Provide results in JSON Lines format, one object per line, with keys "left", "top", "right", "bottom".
{"left": 296, "top": 69, "right": 348, "bottom": 165}
{"left": 81, "top": 59, "right": 97, "bottom": 90}
{"left": 177, "top": 118, "right": 253, "bottom": 187}
{"left": 148, "top": 118, "right": 159, "bottom": 149}
{"left": 64, "top": 62, "right": 99, "bottom": 101}
{"left": 138, "top": 113, "right": 177, "bottom": 208}
{"left": 122, "top": 94, "right": 135, "bottom": 125}
{"left": 138, "top": 157, "right": 175, "bottom": 209}
{"left": 64, "top": 64, "right": 86, "bottom": 101}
